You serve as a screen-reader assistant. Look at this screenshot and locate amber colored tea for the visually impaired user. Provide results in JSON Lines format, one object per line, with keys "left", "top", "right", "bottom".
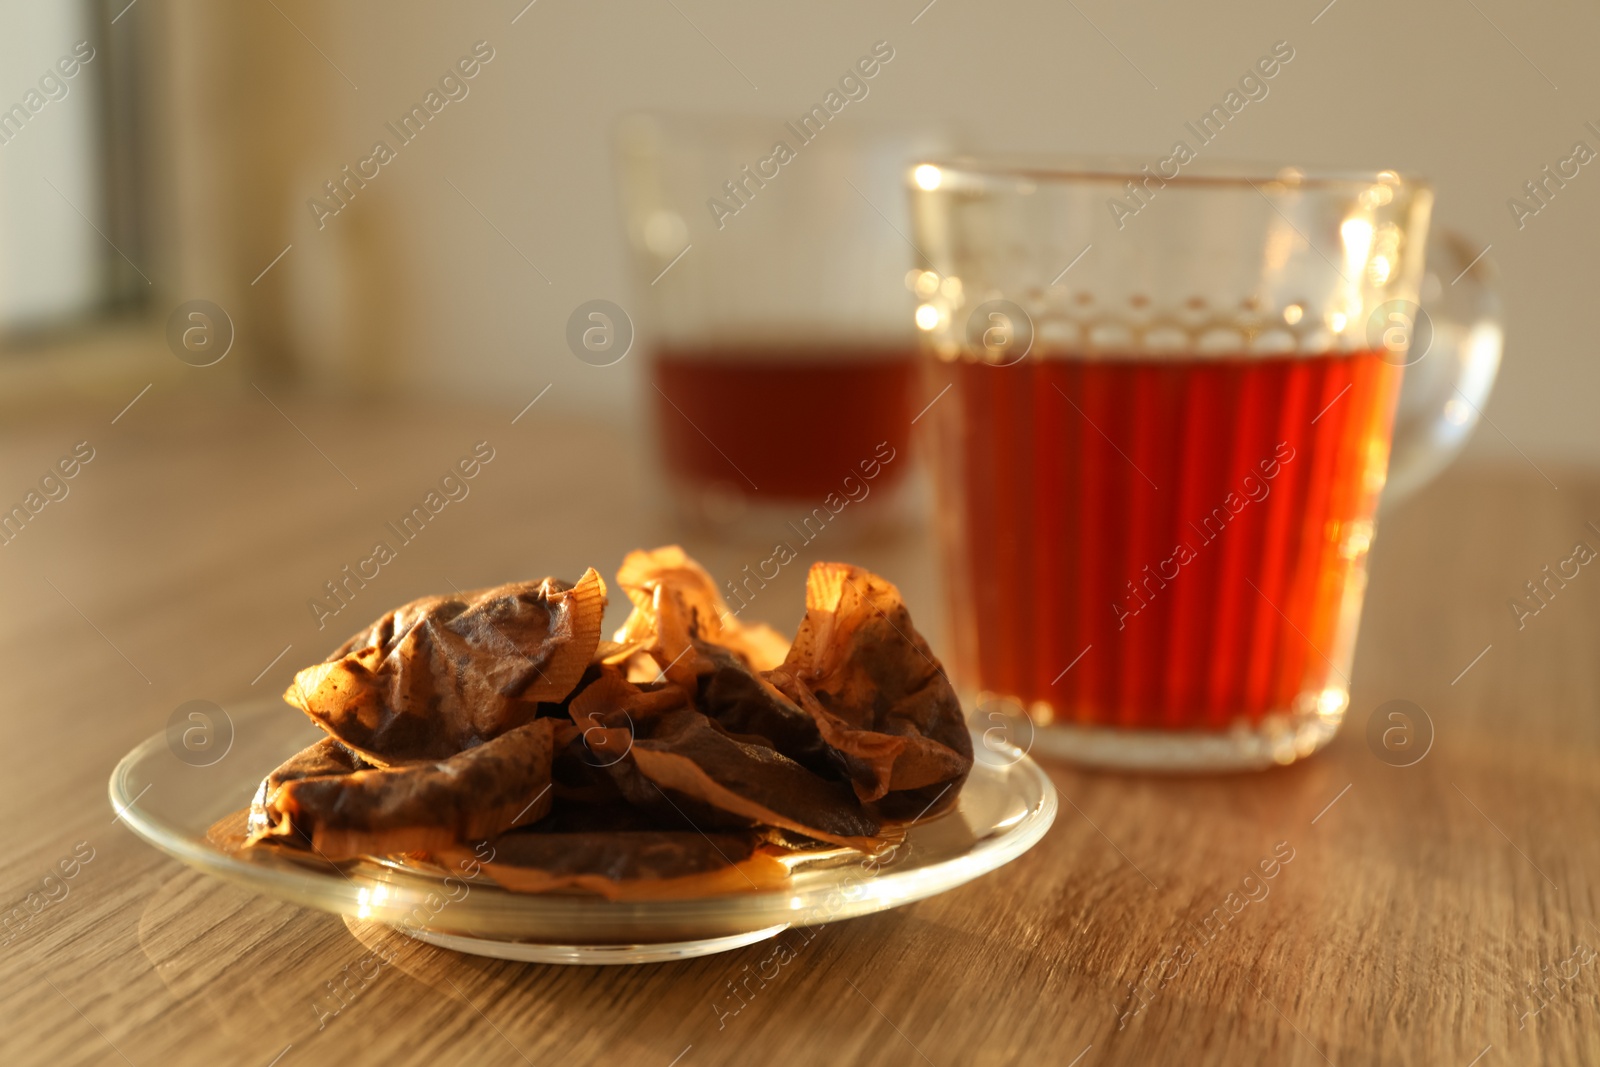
{"left": 929, "top": 347, "right": 1403, "bottom": 730}
{"left": 653, "top": 347, "right": 917, "bottom": 501}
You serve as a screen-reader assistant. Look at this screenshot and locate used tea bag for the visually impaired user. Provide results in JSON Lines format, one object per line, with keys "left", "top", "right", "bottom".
{"left": 285, "top": 571, "right": 605, "bottom": 764}
{"left": 436, "top": 829, "right": 789, "bottom": 900}
{"left": 244, "top": 550, "right": 974, "bottom": 893}
{"left": 613, "top": 546, "right": 789, "bottom": 685}
{"left": 611, "top": 707, "right": 882, "bottom": 850}
{"left": 246, "top": 719, "right": 557, "bottom": 860}
{"left": 770, "top": 563, "right": 971, "bottom": 807}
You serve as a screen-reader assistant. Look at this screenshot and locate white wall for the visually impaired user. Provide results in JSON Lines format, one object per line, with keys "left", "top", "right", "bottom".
{"left": 282, "top": 0, "right": 1599, "bottom": 461}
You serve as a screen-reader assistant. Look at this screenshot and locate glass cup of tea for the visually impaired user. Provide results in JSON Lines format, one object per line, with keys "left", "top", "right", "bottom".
{"left": 615, "top": 114, "right": 940, "bottom": 542}
{"left": 907, "top": 159, "right": 1501, "bottom": 770}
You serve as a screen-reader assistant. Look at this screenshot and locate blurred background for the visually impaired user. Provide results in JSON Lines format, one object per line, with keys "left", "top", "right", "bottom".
{"left": 1, "top": 0, "right": 1594, "bottom": 461}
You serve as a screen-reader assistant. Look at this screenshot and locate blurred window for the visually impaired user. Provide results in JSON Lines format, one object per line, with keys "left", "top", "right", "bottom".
{"left": 0, "top": 1, "right": 141, "bottom": 337}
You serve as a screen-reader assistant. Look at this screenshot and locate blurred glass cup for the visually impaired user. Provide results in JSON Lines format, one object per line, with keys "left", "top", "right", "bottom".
{"left": 615, "top": 114, "right": 940, "bottom": 542}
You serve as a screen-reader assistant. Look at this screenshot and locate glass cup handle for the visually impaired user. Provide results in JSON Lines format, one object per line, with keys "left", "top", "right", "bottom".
{"left": 1381, "top": 228, "right": 1505, "bottom": 506}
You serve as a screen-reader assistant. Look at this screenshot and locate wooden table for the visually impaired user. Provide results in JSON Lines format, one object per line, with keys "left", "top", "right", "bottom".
{"left": 2, "top": 390, "right": 1596, "bottom": 1066}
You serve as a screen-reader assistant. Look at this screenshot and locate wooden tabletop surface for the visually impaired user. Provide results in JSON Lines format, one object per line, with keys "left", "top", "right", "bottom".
{"left": 1, "top": 389, "right": 1596, "bottom": 1067}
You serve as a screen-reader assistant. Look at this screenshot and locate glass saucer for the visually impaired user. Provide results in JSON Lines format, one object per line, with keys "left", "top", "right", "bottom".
{"left": 111, "top": 699, "right": 1056, "bottom": 963}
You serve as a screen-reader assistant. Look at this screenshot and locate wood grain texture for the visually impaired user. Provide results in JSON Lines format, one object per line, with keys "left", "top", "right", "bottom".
{"left": 0, "top": 392, "right": 1596, "bottom": 1067}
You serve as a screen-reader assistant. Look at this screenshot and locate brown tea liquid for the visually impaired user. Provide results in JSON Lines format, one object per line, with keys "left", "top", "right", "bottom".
{"left": 653, "top": 346, "right": 918, "bottom": 501}
{"left": 929, "top": 348, "right": 1402, "bottom": 730}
